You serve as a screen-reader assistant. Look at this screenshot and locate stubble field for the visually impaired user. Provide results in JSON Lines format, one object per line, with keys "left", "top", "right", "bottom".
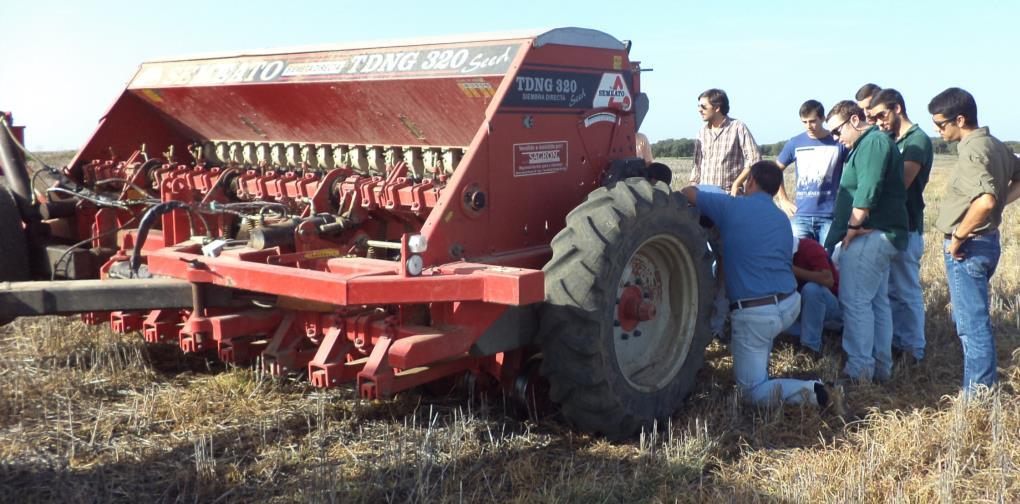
{"left": 1, "top": 154, "right": 1018, "bottom": 502}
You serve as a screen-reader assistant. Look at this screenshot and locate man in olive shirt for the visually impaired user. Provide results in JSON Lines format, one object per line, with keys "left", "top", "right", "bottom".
{"left": 824, "top": 100, "right": 908, "bottom": 383}
{"left": 869, "top": 89, "right": 933, "bottom": 362}
{"left": 929, "top": 87, "right": 1020, "bottom": 394}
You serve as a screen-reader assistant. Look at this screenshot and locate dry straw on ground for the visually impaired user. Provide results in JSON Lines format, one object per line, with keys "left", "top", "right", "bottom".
{"left": 1, "top": 155, "right": 1018, "bottom": 502}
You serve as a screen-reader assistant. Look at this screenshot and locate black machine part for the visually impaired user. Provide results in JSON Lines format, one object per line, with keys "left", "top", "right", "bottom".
{"left": 0, "top": 278, "right": 244, "bottom": 319}
{"left": 0, "top": 112, "right": 31, "bottom": 209}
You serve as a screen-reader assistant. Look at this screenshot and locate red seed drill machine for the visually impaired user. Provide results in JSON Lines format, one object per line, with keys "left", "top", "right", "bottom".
{"left": 0, "top": 28, "right": 712, "bottom": 438}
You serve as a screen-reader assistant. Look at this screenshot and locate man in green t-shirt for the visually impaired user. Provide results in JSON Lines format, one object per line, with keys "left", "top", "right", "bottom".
{"left": 824, "top": 100, "right": 908, "bottom": 383}
{"left": 928, "top": 87, "right": 1020, "bottom": 395}
{"left": 869, "top": 89, "right": 933, "bottom": 363}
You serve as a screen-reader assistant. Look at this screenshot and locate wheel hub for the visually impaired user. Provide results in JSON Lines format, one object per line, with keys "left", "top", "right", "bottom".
{"left": 613, "top": 234, "right": 700, "bottom": 393}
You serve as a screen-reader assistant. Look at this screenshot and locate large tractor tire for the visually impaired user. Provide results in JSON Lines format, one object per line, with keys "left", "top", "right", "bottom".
{"left": 0, "top": 185, "right": 30, "bottom": 326}
{"left": 539, "top": 178, "right": 713, "bottom": 439}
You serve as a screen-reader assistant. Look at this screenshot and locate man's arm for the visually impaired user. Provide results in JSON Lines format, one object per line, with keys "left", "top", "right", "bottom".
{"left": 730, "top": 167, "right": 751, "bottom": 196}
{"left": 691, "top": 139, "right": 702, "bottom": 185}
{"left": 792, "top": 265, "right": 834, "bottom": 288}
{"left": 948, "top": 193, "right": 997, "bottom": 259}
{"left": 841, "top": 207, "right": 873, "bottom": 248}
{"left": 730, "top": 122, "right": 763, "bottom": 196}
{"left": 680, "top": 185, "right": 699, "bottom": 206}
{"left": 841, "top": 137, "right": 888, "bottom": 247}
{"left": 903, "top": 160, "right": 922, "bottom": 188}
{"left": 773, "top": 160, "right": 797, "bottom": 217}
{"left": 636, "top": 133, "right": 653, "bottom": 164}
{"left": 901, "top": 138, "right": 932, "bottom": 189}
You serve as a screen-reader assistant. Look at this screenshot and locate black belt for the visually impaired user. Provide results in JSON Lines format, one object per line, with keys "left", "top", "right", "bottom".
{"left": 730, "top": 291, "right": 793, "bottom": 311}
{"left": 944, "top": 233, "right": 973, "bottom": 240}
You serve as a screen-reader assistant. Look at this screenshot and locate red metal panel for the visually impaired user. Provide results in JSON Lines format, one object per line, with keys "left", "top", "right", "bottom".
{"left": 146, "top": 245, "right": 543, "bottom": 306}
{"left": 414, "top": 40, "right": 641, "bottom": 272}
{"left": 128, "top": 78, "right": 502, "bottom": 148}
{"left": 69, "top": 91, "right": 195, "bottom": 170}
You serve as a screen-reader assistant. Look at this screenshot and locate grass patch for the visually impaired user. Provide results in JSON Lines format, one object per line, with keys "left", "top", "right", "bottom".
{"left": 1, "top": 155, "right": 1018, "bottom": 501}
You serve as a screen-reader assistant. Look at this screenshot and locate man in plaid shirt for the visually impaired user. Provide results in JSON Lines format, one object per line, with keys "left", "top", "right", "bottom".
{"left": 691, "top": 89, "right": 763, "bottom": 195}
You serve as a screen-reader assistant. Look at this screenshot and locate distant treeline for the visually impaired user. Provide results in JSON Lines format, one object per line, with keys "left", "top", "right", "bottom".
{"left": 651, "top": 137, "right": 1020, "bottom": 158}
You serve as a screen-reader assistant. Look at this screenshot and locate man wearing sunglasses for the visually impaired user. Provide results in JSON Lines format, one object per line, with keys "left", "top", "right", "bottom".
{"left": 868, "top": 89, "right": 933, "bottom": 365}
{"left": 929, "top": 87, "right": 1020, "bottom": 395}
{"left": 824, "top": 100, "right": 908, "bottom": 384}
{"left": 690, "top": 88, "right": 763, "bottom": 196}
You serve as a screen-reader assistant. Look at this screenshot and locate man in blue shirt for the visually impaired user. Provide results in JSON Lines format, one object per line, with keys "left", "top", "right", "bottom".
{"left": 681, "top": 161, "right": 830, "bottom": 408}
{"left": 774, "top": 100, "right": 847, "bottom": 246}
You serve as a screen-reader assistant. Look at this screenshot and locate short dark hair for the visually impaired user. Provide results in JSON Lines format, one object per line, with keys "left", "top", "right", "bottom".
{"left": 928, "top": 87, "right": 978, "bottom": 127}
{"left": 749, "top": 160, "right": 783, "bottom": 196}
{"left": 826, "top": 100, "right": 865, "bottom": 122}
{"left": 698, "top": 88, "right": 729, "bottom": 115}
{"left": 855, "top": 83, "right": 882, "bottom": 102}
{"left": 870, "top": 88, "right": 908, "bottom": 118}
{"left": 799, "top": 99, "right": 825, "bottom": 119}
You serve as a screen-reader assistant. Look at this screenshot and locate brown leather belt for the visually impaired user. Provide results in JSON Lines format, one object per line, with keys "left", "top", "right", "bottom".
{"left": 730, "top": 291, "right": 794, "bottom": 311}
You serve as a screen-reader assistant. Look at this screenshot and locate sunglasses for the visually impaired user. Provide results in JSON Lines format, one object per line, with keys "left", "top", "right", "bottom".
{"left": 829, "top": 118, "right": 851, "bottom": 139}
{"left": 698, "top": 103, "right": 713, "bottom": 111}
{"left": 871, "top": 109, "right": 891, "bottom": 122}
{"left": 934, "top": 116, "right": 957, "bottom": 130}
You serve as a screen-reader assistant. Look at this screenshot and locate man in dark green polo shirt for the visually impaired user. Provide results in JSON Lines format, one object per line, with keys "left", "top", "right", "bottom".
{"left": 869, "top": 88, "right": 933, "bottom": 363}
{"left": 824, "top": 100, "right": 908, "bottom": 383}
{"left": 929, "top": 87, "right": 1020, "bottom": 395}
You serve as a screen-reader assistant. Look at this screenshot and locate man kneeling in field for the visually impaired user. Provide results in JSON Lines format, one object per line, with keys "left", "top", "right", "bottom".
{"left": 681, "top": 161, "right": 831, "bottom": 408}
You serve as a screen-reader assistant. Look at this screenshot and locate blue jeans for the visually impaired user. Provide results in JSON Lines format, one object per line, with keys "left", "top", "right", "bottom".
{"left": 786, "top": 282, "right": 843, "bottom": 352}
{"left": 944, "top": 232, "right": 1001, "bottom": 394}
{"left": 838, "top": 231, "right": 897, "bottom": 382}
{"left": 792, "top": 215, "right": 833, "bottom": 247}
{"left": 730, "top": 292, "right": 823, "bottom": 406}
{"left": 889, "top": 231, "right": 926, "bottom": 359}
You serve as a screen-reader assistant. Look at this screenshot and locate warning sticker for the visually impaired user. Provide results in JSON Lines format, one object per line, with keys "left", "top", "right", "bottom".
{"left": 513, "top": 141, "right": 568, "bottom": 177}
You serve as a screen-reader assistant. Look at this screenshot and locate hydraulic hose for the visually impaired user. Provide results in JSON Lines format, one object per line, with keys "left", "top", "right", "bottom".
{"left": 130, "top": 201, "right": 190, "bottom": 275}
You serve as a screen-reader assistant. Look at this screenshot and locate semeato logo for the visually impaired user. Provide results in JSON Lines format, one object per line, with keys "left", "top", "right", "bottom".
{"left": 593, "top": 73, "right": 632, "bottom": 111}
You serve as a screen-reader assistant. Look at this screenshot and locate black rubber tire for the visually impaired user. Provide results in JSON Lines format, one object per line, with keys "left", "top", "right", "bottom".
{"left": 0, "top": 185, "right": 29, "bottom": 325}
{"left": 538, "top": 178, "right": 713, "bottom": 439}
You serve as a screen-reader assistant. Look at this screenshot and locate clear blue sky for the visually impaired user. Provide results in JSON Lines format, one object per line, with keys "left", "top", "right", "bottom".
{"left": 3, "top": 0, "right": 1018, "bottom": 151}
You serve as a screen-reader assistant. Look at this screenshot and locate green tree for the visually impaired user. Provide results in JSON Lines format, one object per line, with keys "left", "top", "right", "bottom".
{"left": 651, "top": 138, "right": 695, "bottom": 158}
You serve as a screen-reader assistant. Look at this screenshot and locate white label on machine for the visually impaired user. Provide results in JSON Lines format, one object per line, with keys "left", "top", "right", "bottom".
{"left": 513, "top": 141, "right": 568, "bottom": 177}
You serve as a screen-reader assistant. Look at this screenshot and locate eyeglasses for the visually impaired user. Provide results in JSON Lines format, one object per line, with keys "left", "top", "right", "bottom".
{"left": 934, "top": 116, "right": 957, "bottom": 131}
{"left": 698, "top": 103, "right": 712, "bottom": 111}
{"left": 829, "top": 118, "right": 851, "bottom": 139}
